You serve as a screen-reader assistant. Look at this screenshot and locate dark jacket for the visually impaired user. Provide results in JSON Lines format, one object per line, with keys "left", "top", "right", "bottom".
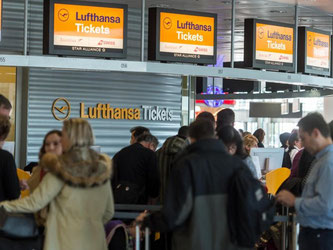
{"left": 112, "top": 143, "right": 160, "bottom": 204}
{"left": 0, "top": 149, "right": 20, "bottom": 201}
{"left": 156, "top": 135, "right": 187, "bottom": 204}
{"left": 143, "top": 139, "right": 249, "bottom": 250}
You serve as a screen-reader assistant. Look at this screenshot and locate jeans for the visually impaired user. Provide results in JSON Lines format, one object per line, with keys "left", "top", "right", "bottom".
{"left": 299, "top": 227, "right": 333, "bottom": 250}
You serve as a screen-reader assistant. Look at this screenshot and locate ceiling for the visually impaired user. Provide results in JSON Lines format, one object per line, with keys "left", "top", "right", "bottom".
{"left": 121, "top": 0, "right": 333, "bottom": 62}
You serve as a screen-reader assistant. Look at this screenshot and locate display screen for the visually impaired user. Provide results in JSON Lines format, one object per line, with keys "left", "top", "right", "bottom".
{"left": 255, "top": 23, "right": 294, "bottom": 65}
{"left": 306, "top": 31, "right": 330, "bottom": 69}
{"left": 148, "top": 8, "right": 217, "bottom": 64}
{"left": 44, "top": 0, "right": 127, "bottom": 58}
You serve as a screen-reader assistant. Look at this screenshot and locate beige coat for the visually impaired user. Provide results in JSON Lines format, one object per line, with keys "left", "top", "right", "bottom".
{"left": 0, "top": 148, "right": 114, "bottom": 250}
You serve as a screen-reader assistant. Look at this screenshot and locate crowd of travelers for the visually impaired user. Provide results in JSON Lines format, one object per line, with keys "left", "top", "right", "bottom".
{"left": 0, "top": 93, "right": 332, "bottom": 250}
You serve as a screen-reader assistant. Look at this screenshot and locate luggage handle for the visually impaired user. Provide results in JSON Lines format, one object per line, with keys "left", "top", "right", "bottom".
{"left": 135, "top": 224, "right": 150, "bottom": 250}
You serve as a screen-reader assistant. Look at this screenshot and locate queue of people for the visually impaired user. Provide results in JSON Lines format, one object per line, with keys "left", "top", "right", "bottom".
{"left": 0, "top": 93, "right": 333, "bottom": 250}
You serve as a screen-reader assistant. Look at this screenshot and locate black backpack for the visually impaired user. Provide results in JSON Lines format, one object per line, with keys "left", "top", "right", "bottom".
{"left": 113, "top": 181, "right": 146, "bottom": 204}
{"left": 227, "top": 166, "right": 275, "bottom": 248}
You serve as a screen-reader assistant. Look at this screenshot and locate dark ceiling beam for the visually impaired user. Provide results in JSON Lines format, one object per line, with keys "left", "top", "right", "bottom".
{"left": 196, "top": 89, "right": 333, "bottom": 100}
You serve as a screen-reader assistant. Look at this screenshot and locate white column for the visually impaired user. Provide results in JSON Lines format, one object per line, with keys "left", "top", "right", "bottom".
{"left": 323, "top": 96, "right": 333, "bottom": 123}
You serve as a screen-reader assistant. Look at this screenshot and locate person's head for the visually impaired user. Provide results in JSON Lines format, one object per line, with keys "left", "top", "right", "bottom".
{"left": 297, "top": 112, "right": 331, "bottom": 155}
{"left": 0, "top": 95, "right": 12, "bottom": 118}
{"left": 242, "top": 131, "right": 251, "bottom": 137}
{"left": 288, "top": 130, "right": 302, "bottom": 149}
{"left": 137, "top": 133, "right": 159, "bottom": 152}
{"left": 61, "top": 118, "right": 94, "bottom": 152}
{"left": 196, "top": 111, "right": 216, "bottom": 128}
{"left": 189, "top": 119, "right": 215, "bottom": 143}
{"left": 216, "top": 108, "right": 235, "bottom": 131}
{"left": 253, "top": 128, "right": 265, "bottom": 143}
{"left": 177, "top": 126, "right": 189, "bottom": 140}
{"left": 217, "top": 125, "right": 244, "bottom": 156}
{"left": 243, "top": 134, "right": 258, "bottom": 155}
{"left": 238, "top": 129, "right": 244, "bottom": 137}
{"left": 0, "top": 115, "right": 11, "bottom": 148}
{"left": 129, "top": 126, "right": 150, "bottom": 144}
{"left": 39, "top": 130, "right": 62, "bottom": 159}
{"left": 279, "top": 132, "right": 291, "bottom": 149}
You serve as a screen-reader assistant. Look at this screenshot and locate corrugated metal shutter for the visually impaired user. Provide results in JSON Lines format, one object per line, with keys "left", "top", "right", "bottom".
{"left": 0, "top": 0, "right": 148, "bottom": 60}
{"left": 27, "top": 69, "right": 182, "bottom": 162}
{"left": 0, "top": 0, "right": 182, "bottom": 162}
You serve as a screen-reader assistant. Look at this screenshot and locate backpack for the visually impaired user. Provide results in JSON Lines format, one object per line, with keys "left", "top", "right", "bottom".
{"left": 113, "top": 181, "right": 146, "bottom": 204}
{"left": 227, "top": 166, "right": 275, "bottom": 248}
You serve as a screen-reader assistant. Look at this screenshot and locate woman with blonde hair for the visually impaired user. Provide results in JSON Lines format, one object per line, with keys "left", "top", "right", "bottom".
{"left": 243, "top": 134, "right": 259, "bottom": 156}
{"left": 0, "top": 118, "right": 114, "bottom": 250}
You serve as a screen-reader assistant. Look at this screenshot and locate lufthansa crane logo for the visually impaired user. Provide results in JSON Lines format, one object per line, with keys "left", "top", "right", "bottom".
{"left": 258, "top": 27, "right": 264, "bottom": 39}
{"left": 163, "top": 17, "right": 172, "bottom": 30}
{"left": 58, "top": 8, "right": 69, "bottom": 22}
{"left": 52, "top": 98, "right": 71, "bottom": 121}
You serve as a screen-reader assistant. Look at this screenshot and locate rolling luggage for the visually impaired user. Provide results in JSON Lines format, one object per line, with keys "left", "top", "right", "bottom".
{"left": 135, "top": 224, "right": 150, "bottom": 250}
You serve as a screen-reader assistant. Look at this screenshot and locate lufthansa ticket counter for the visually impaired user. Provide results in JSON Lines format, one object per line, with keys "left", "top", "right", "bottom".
{"left": 1, "top": 0, "right": 333, "bottom": 167}
{"left": 0, "top": 0, "right": 183, "bottom": 166}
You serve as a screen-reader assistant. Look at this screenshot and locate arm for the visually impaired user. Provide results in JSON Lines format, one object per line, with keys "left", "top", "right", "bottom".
{"left": 0, "top": 173, "right": 63, "bottom": 213}
{"left": 295, "top": 161, "right": 333, "bottom": 216}
{"left": 143, "top": 159, "right": 193, "bottom": 232}
{"left": 2, "top": 153, "right": 20, "bottom": 200}
{"left": 146, "top": 153, "right": 160, "bottom": 199}
{"left": 103, "top": 180, "right": 115, "bottom": 224}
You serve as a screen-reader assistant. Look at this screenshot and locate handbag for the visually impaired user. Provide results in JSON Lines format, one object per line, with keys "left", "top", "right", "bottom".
{"left": 0, "top": 206, "right": 39, "bottom": 239}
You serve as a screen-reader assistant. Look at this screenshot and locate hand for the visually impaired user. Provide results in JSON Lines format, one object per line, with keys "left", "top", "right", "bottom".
{"left": 136, "top": 210, "right": 149, "bottom": 225}
{"left": 276, "top": 190, "right": 296, "bottom": 207}
{"left": 20, "top": 180, "right": 29, "bottom": 191}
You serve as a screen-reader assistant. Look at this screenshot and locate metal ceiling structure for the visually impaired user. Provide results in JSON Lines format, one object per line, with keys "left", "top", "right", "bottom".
{"left": 121, "top": 0, "right": 333, "bottom": 62}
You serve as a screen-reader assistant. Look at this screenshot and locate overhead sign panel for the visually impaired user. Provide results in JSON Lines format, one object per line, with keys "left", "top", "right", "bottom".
{"left": 43, "top": 0, "right": 127, "bottom": 58}
{"left": 0, "top": 0, "right": 2, "bottom": 42}
{"left": 148, "top": 8, "right": 217, "bottom": 64}
{"left": 298, "top": 27, "right": 331, "bottom": 76}
{"left": 244, "top": 19, "right": 295, "bottom": 72}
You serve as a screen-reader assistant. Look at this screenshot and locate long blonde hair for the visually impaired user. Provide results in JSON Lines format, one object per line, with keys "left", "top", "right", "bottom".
{"left": 63, "top": 118, "right": 94, "bottom": 148}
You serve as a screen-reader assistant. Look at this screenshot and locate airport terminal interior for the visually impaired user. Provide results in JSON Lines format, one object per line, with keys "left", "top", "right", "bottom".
{"left": 1, "top": 0, "right": 333, "bottom": 249}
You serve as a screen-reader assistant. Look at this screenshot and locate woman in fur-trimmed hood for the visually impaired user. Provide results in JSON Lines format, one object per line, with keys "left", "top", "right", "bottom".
{"left": 0, "top": 118, "right": 114, "bottom": 250}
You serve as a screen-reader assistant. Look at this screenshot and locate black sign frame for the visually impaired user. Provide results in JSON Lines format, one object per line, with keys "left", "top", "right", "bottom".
{"left": 298, "top": 27, "right": 331, "bottom": 77}
{"left": 43, "top": 0, "right": 128, "bottom": 58}
{"left": 244, "top": 18, "right": 296, "bottom": 72}
{"left": 148, "top": 7, "right": 217, "bottom": 65}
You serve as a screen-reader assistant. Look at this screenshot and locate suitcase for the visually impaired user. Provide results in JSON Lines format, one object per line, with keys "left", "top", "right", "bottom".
{"left": 135, "top": 224, "right": 150, "bottom": 250}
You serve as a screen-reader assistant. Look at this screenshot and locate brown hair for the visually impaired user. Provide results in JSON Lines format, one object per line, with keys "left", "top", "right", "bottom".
{"left": 39, "top": 130, "right": 62, "bottom": 159}
{"left": 0, "top": 115, "right": 11, "bottom": 141}
{"left": 243, "top": 134, "right": 258, "bottom": 154}
{"left": 63, "top": 118, "right": 94, "bottom": 148}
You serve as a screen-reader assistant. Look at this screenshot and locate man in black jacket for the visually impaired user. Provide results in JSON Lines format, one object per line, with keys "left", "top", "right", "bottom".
{"left": 112, "top": 133, "right": 160, "bottom": 204}
{"left": 0, "top": 115, "right": 20, "bottom": 201}
{"left": 137, "top": 119, "right": 249, "bottom": 250}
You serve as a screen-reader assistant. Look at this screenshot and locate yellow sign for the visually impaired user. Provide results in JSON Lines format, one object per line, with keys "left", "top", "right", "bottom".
{"left": 306, "top": 31, "right": 330, "bottom": 69}
{"left": 80, "top": 103, "right": 140, "bottom": 120}
{"left": 53, "top": 3, "right": 124, "bottom": 49}
{"left": 255, "top": 23, "right": 294, "bottom": 63}
{"left": 52, "top": 98, "right": 71, "bottom": 121}
{"left": 159, "top": 12, "right": 215, "bottom": 56}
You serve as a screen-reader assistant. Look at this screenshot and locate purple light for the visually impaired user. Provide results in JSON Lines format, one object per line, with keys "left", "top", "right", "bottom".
{"left": 203, "top": 85, "right": 224, "bottom": 108}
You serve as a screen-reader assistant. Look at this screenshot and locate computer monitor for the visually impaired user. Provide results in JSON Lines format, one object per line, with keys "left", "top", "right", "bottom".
{"left": 250, "top": 148, "right": 284, "bottom": 172}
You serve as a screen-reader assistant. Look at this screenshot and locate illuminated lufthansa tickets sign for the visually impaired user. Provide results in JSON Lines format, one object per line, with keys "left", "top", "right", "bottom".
{"left": 244, "top": 19, "right": 295, "bottom": 72}
{"left": 306, "top": 31, "right": 330, "bottom": 69}
{"left": 43, "top": 0, "right": 127, "bottom": 58}
{"left": 297, "top": 27, "right": 331, "bottom": 76}
{"left": 148, "top": 8, "right": 217, "bottom": 64}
